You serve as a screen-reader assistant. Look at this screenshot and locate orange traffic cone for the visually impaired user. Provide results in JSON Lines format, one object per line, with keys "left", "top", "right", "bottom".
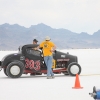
{"left": 72, "top": 74, "right": 83, "bottom": 89}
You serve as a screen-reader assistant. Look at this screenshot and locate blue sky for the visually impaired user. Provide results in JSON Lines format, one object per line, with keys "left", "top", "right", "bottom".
{"left": 0, "top": 0, "right": 100, "bottom": 34}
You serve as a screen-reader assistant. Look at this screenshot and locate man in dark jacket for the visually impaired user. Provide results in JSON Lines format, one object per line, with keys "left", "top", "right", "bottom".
{"left": 33, "top": 39, "right": 38, "bottom": 44}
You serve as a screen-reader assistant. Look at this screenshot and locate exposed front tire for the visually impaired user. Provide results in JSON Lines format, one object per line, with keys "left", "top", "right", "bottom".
{"left": 67, "top": 62, "right": 81, "bottom": 76}
{"left": 6, "top": 61, "right": 24, "bottom": 78}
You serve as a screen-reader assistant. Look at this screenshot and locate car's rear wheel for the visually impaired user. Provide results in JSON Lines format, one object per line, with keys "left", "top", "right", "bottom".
{"left": 6, "top": 61, "right": 24, "bottom": 78}
{"left": 67, "top": 62, "right": 81, "bottom": 76}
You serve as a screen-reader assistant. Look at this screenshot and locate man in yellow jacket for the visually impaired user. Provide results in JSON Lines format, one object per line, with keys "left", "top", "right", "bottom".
{"left": 36, "top": 36, "right": 56, "bottom": 79}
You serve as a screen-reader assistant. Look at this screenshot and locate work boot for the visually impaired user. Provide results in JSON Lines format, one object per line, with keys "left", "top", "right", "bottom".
{"left": 51, "top": 76, "right": 55, "bottom": 79}
{"left": 47, "top": 76, "right": 52, "bottom": 79}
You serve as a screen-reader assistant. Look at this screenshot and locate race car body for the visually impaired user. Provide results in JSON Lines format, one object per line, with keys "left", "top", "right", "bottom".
{"left": 0, "top": 44, "right": 82, "bottom": 78}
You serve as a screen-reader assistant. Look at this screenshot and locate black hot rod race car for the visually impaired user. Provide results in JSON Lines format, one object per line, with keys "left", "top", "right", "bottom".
{"left": 0, "top": 44, "right": 82, "bottom": 78}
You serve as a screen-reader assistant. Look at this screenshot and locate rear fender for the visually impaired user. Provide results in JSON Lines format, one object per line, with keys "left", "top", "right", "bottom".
{"left": 4, "top": 60, "right": 25, "bottom": 70}
{"left": 10, "top": 60, "right": 25, "bottom": 68}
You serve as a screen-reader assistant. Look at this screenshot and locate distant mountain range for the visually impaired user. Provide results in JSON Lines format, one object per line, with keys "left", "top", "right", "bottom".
{"left": 0, "top": 23, "right": 100, "bottom": 50}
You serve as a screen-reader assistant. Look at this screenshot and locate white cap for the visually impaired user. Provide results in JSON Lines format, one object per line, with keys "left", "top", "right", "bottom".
{"left": 45, "top": 36, "right": 51, "bottom": 41}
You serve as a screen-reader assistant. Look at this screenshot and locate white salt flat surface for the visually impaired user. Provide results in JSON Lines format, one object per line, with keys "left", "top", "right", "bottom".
{"left": 0, "top": 49, "right": 100, "bottom": 100}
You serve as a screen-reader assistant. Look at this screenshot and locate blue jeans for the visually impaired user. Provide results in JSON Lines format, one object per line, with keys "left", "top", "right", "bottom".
{"left": 44, "top": 56, "right": 54, "bottom": 77}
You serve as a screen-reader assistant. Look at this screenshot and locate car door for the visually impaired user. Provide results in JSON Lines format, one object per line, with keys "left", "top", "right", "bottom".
{"left": 24, "top": 48, "right": 41, "bottom": 72}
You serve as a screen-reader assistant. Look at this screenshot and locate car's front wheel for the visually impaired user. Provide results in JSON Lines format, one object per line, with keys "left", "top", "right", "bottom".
{"left": 67, "top": 62, "right": 81, "bottom": 76}
{"left": 6, "top": 61, "right": 24, "bottom": 78}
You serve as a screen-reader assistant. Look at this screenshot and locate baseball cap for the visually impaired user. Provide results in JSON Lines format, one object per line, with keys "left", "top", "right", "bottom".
{"left": 33, "top": 39, "right": 38, "bottom": 42}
